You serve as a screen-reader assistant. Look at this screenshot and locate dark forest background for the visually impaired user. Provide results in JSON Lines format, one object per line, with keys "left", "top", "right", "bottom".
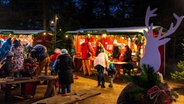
{"left": 0, "top": 0, "right": 184, "bottom": 64}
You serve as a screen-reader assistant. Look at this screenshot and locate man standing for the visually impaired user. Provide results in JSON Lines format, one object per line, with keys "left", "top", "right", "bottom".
{"left": 122, "top": 45, "right": 133, "bottom": 75}
{"left": 81, "top": 38, "right": 95, "bottom": 76}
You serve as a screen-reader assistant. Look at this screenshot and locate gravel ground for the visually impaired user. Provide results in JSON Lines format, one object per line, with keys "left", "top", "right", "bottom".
{"left": 0, "top": 72, "right": 184, "bottom": 104}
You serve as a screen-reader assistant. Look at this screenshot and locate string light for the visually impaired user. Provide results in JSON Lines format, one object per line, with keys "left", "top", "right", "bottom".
{"left": 65, "top": 35, "right": 68, "bottom": 38}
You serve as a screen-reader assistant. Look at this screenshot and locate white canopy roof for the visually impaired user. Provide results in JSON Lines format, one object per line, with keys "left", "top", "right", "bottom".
{"left": 65, "top": 26, "right": 161, "bottom": 35}
{"left": 0, "top": 29, "right": 46, "bottom": 34}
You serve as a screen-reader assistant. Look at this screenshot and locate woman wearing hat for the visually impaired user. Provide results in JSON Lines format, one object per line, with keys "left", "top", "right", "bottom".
{"left": 10, "top": 39, "right": 24, "bottom": 78}
{"left": 54, "top": 49, "right": 74, "bottom": 95}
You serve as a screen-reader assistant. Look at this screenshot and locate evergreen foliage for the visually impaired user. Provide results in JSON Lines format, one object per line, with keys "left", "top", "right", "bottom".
{"left": 171, "top": 43, "right": 184, "bottom": 81}
{"left": 121, "top": 64, "right": 178, "bottom": 104}
{"left": 127, "top": 64, "right": 160, "bottom": 90}
{"left": 134, "top": 34, "right": 144, "bottom": 64}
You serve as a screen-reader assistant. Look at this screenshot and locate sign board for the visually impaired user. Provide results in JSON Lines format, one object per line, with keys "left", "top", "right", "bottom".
{"left": 0, "top": 31, "right": 14, "bottom": 34}
{"left": 83, "top": 30, "right": 107, "bottom": 34}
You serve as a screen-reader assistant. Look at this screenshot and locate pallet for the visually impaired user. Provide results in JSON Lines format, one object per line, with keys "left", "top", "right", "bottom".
{"left": 32, "top": 89, "right": 101, "bottom": 104}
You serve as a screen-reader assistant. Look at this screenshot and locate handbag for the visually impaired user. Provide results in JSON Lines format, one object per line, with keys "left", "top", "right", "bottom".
{"left": 87, "top": 51, "right": 92, "bottom": 57}
{"left": 87, "top": 45, "right": 92, "bottom": 57}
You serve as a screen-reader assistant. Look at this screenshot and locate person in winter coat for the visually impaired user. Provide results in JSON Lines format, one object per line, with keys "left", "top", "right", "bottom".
{"left": 95, "top": 42, "right": 104, "bottom": 57}
{"left": 0, "top": 38, "right": 12, "bottom": 60}
{"left": 0, "top": 51, "right": 14, "bottom": 100}
{"left": 123, "top": 45, "right": 132, "bottom": 62}
{"left": 23, "top": 41, "right": 33, "bottom": 58}
{"left": 0, "top": 51, "right": 14, "bottom": 78}
{"left": 122, "top": 45, "right": 133, "bottom": 75}
{"left": 21, "top": 54, "right": 37, "bottom": 77}
{"left": 0, "top": 39, "right": 4, "bottom": 48}
{"left": 10, "top": 39, "right": 24, "bottom": 78}
{"left": 106, "top": 63, "right": 116, "bottom": 88}
{"left": 54, "top": 49, "right": 74, "bottom": 95}
{"left": 81, "top": 38, "right": 95, "bottom": 76}
{"left": 94, "top": 49, "right": 109, "bottom": 88}
{"left": 112, "top": 45, "right": 121, "bottom": 61}
{"left": 50, "top": 48, "right": 61, "bottom": 75}
{"left": 50, "top": 48, "right": 61, "bottom": 66}
{"left": 30, "top": 44, "right": 50, "bottom": 76}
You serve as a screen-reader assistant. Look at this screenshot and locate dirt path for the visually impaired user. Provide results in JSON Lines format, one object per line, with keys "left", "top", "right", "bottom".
{"left": 0, "top": 73, "right": 184, "bottom": 104}
{"left": 72, "top": 74, "right": 184, "bottom": 104}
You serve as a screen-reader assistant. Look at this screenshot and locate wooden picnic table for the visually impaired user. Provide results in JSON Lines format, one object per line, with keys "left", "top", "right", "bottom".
{"left": 110, "top": 61, "right": 129, "bottom": 78}
{"left": 0, "top": 76, "right": 58, "bottom": 84}
{"left": 111, "top": 61, "right": 139, "bottom": 78}
{"left": 0, "top": 77, "right": 38, "bottom": 84}
{"left": 0, "top": 75, "right": 58, "bottom": 83}
{"left": 32, "top": 89, "right": 101, "bottom": 104}
{"left": 0, "top": 75, "right": 58, "bottom": 100}
{"left": 37, "top": 75, "right": 58, "bottom": 98}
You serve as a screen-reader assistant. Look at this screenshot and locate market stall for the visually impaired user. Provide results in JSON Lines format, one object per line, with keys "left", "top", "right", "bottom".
{"left": 65, "top": 26, "right": 165, "bottom": 75}
{"left": 0, "top": 29, "right": 46, "bottom": 46}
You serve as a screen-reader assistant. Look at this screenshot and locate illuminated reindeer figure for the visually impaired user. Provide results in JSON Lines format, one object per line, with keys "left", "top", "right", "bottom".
{"left": 140, "top": 6, "right": 183, "bottom": 72}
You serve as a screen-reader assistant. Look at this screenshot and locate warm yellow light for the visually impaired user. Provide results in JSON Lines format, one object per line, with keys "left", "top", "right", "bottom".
{"left": 51, "top": 21, "right": 54, "bottom": 24}
{"left": 87, "top": 34, "right": 90, "bottom": 37}
{"left": 56, "top": 16, "right": 58, "bottom": 20}
{"left": 43, "top": 32, "right": 46, "bottom": 35}
{"left": 65, "top": 35, "right": 68, "bottom": 38}
{"left": 102, "top": 34, "right": 107, "bottom": 38}
{"left": 113, "top": 39, "right": 118, "bottom": 44}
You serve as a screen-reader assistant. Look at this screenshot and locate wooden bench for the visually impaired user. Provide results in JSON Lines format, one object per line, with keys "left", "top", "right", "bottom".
{"left": 32, "top": 89, "right": 101, "bottom": 104}
{"left": 0, "top": 77, "right": 38, "bottom": 84}
{"left": 0, "top": 75, "right": 58, "bottom": 100}
{"left": 0, "top": 76, "right": 58, "bottom": 85}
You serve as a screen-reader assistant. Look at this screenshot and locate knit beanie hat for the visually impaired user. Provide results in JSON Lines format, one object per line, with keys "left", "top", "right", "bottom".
{"left": 61, "top": 49, "right": 68, "bottom": 54}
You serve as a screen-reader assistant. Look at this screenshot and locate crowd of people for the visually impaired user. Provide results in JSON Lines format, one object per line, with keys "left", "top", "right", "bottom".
{"left": 0, "top": 38, "right": 27, "bottom": 79}
{"left": 0, "top": 38, "right": 35, "bottom": 100}
{"left": 0, "top": 37, "right": 75, "bottom": 97}
{"left": 0, "top": 37, "right": 134, "bottom": 98}
{"left": 80, "top": 38, "right": 133, "bottom": 88}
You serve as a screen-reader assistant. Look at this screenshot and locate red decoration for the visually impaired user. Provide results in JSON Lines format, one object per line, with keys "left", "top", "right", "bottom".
{"left": 147, "top": 85, "right": 171, "bottom": 104}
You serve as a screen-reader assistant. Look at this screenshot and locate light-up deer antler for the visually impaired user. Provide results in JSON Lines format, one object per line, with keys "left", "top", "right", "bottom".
{"left": 145, "top": 6, "right": 158, "bottom": 27}
{"left": 140, "top": 6, "right": 183, "bottom": 72}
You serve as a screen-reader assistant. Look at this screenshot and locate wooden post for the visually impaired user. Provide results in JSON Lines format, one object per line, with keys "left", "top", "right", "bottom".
{"left": 44, "top": 79, "right": 56, "bottom": 98}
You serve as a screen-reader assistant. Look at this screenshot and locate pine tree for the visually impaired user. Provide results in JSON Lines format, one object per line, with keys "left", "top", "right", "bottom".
{"left": 171, "top": 43, "right": 184, "bottom": 81}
